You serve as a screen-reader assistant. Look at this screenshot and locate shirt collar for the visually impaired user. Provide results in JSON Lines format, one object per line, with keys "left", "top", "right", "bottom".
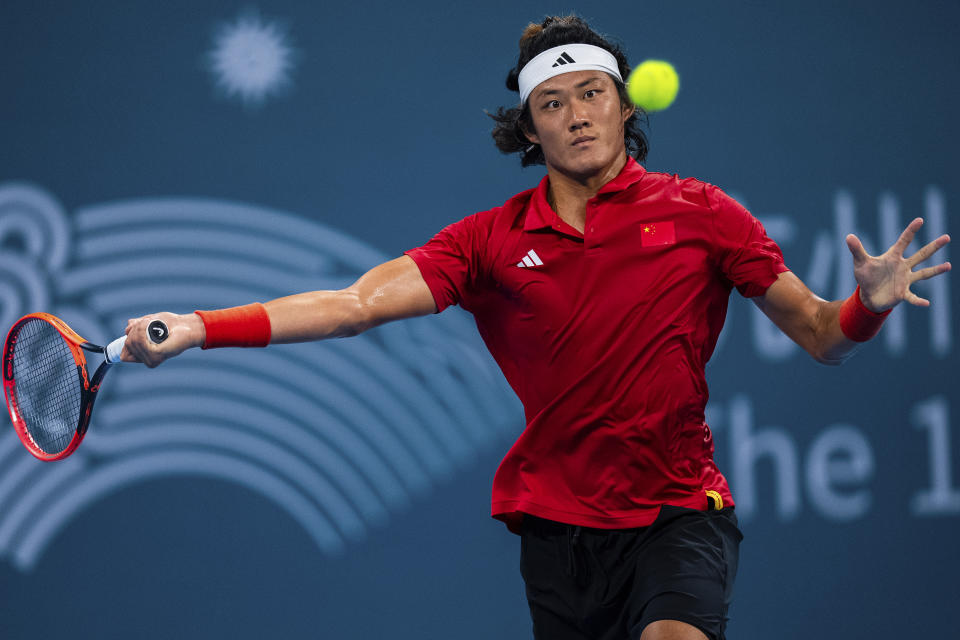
{"left": 524, "top": 157, "right": 647, "bottom": 232}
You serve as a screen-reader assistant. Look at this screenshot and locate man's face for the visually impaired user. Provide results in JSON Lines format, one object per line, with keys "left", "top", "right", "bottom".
{"left": 523, "top": 70, "right": 633, "bottom": 179}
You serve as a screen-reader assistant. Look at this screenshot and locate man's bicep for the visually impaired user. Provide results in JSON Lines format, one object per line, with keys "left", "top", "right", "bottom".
{"left": 349, "top": 256, "right": 439, "bottom": 327}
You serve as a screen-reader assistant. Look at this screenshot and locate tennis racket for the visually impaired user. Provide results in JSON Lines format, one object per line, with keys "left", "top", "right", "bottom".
{"left": 2, "top": 313, "right": 168, "bottom": 461}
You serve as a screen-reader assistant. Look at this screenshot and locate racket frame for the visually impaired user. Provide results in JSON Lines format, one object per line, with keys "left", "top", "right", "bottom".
{"left": 3, "top": 312, "right": 111, "bottom": 461}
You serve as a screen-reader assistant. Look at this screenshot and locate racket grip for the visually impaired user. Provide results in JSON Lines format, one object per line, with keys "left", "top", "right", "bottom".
{"left": 105, "top": 336, "right": 126, "bottom": 364}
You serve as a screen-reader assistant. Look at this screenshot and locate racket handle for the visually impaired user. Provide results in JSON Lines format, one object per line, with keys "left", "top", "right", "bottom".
{"left": 105, "top": 336, "right": 126, "bottom": 364}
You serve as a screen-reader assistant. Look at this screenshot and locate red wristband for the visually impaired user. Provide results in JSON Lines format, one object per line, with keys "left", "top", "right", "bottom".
{"left": 838, "top": 286, "right": 891, "bottom": 342}
{"left": 194, "top": 303, "right": 272, "bottom": 349}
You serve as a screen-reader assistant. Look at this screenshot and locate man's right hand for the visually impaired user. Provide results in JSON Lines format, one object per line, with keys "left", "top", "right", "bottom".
{"left": 121, "top": 311, "right": 206, "bottom": 368}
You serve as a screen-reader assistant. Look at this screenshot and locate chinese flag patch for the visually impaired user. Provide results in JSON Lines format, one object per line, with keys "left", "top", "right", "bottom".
{"left": 640, "top": 221, "right": 676, "bottom": 247}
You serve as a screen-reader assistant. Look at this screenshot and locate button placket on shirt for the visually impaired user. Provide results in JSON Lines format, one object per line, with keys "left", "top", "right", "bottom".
{"left": 585, "top": 199, "right": 601, "bottom": 251}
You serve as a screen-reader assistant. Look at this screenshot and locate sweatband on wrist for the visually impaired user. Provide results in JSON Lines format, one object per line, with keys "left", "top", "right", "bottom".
{"left": 518, "top": 43, "right": 623, "bottom": 105}
{"left": 194, "top": 303, "right": 272, "bottom": 349}
{"left": 838, "top": 286, "right": 891, "bottom": 342}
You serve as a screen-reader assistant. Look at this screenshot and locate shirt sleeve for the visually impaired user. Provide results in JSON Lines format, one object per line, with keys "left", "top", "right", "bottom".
{"left": 706, "top": 184, "right": 790, "bottom": 298}
{"left": 404, "top": 213, "right": 486, "bottom": 313}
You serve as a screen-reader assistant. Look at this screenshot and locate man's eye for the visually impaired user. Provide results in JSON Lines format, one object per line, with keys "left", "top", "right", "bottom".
{"left": 584, "top": 90, "right": 598, "bottom": 99}
{"left": 544, "top": 100, "right": 561, "bottom": 109}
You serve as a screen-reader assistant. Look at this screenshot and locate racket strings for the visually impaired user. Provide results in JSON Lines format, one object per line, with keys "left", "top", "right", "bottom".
{"left": 11, "top": 319, "right": 83, "bottom": 455}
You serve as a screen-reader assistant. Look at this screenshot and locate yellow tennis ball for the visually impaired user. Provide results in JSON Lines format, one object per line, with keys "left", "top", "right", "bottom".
{"left": 627, "top": 59, "right": 679, "bottom": 112}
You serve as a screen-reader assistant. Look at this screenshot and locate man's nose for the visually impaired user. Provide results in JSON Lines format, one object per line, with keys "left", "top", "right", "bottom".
{"left": 569, "top": 108, "right": 590, "bottom": 131}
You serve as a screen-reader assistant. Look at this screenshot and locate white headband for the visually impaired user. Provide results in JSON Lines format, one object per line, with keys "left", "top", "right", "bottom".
{"left": 518, "top": 43, "right": 623, "bottom": 105}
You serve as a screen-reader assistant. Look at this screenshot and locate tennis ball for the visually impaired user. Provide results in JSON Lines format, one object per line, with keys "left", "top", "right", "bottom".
{"left": 627, "top": 59, "right": 679, "bottom": 112}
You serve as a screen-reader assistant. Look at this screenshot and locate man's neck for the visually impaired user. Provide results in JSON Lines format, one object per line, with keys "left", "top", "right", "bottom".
{"left": 545, "top": 154, "right": 628, "bottom": 233}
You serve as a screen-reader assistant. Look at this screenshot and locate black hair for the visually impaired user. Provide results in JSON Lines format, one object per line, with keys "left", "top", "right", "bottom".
{"left": 488, "top": 15, "right": 648, "bottom": 167}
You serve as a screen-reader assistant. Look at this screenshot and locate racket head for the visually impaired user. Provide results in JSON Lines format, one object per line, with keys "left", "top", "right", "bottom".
{"left": 3, "top": 313, "right": 96, "bottom": 461}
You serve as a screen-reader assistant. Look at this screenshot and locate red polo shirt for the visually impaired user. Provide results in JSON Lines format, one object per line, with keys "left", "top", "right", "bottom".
{"left": 405, "top": 158, "right": 788, "bottom": 533}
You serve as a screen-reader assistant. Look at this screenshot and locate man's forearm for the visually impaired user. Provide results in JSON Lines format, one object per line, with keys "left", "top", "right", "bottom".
{"left": 810, "top": 298, "right": 861, "bottom": 365}
{"left": 264, "top": 289, "right": 368, "bottom": 343}
{"left": 757, "top": 272, "right": 875, "bottom": 366}
{"left": 122, "top": 256, "right": 436, "bottom": 367}
{"left": 804, "top": 288, "right": 892, "bottom": 364}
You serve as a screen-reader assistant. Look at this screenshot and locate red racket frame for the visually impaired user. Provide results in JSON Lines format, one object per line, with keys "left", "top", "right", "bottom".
{"left": 3, "top": 312, "right": 110, "bottom": 461}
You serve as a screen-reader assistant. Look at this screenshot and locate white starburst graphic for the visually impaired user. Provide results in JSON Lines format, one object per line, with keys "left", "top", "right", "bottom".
{"left": 206, "top": 10, "right": 296, "bottom": 108}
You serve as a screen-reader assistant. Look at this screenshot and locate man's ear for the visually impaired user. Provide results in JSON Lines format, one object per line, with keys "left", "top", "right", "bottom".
{"left": 520, "top": 120, "right": 540, "bottom": 146}
{"left": 622, "top": 101, "right": 635, "bottom": 122}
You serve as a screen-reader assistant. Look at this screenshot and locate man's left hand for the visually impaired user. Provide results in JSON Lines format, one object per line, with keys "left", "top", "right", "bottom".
{"left": 846, "top": 217, "right": 951, "bottom": 312}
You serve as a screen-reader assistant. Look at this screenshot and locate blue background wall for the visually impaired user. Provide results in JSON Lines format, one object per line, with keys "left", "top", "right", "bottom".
{"left": 1, "top": 2, "right": 957, "bottom": 638}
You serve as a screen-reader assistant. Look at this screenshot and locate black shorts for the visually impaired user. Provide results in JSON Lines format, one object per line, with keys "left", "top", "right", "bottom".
{"left": 519, "top": 505, "right": 743, "bottom": 640}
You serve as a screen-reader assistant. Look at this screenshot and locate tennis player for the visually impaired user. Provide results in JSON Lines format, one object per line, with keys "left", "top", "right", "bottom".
{"left": 122, "top": 15, "right": 951, "bottom": 640}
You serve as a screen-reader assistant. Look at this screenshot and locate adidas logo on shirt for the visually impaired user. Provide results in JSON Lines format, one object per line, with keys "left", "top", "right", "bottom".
{"left": 551, "top": 52, "right": 576, "bottom": 67}
{"left": 516, "top": 249, "right": 544, "bottom": 268}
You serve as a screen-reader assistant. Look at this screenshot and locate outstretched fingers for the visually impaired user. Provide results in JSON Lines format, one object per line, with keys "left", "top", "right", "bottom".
{"left": 845, "top": 234, "right": 870, "bottom": 266}
{"left": 904, "top": 287, "right": 931, "bottom": 307}
{"left": 907, "top": 233, "right": 951, "bottom": 268}
{"left": 911, "top": 261, "right": 952, "bottom": 283}
{"left": 904, "top": 260, "right": 952, "bottom": 307}
{"left": 892, "top": 217, "right": 925, "bottom": 257}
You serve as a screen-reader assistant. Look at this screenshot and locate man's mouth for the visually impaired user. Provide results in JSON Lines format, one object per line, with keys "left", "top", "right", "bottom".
{"left": 572, "top": 136, "right": 596, "bottom": 146}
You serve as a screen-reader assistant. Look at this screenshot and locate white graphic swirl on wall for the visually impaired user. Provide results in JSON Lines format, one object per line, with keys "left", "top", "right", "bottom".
{"left": 0, "top": 183, "right": 521, "bottom": 572}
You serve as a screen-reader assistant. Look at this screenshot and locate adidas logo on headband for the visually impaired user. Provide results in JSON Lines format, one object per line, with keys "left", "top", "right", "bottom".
{"left": 551, "top": 52, "right": 576, "bottom": 67}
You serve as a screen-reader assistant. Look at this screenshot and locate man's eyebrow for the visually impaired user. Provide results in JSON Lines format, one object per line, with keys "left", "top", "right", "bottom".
{"left": 534, "top": 76, "right": 605, "bottom": 99}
